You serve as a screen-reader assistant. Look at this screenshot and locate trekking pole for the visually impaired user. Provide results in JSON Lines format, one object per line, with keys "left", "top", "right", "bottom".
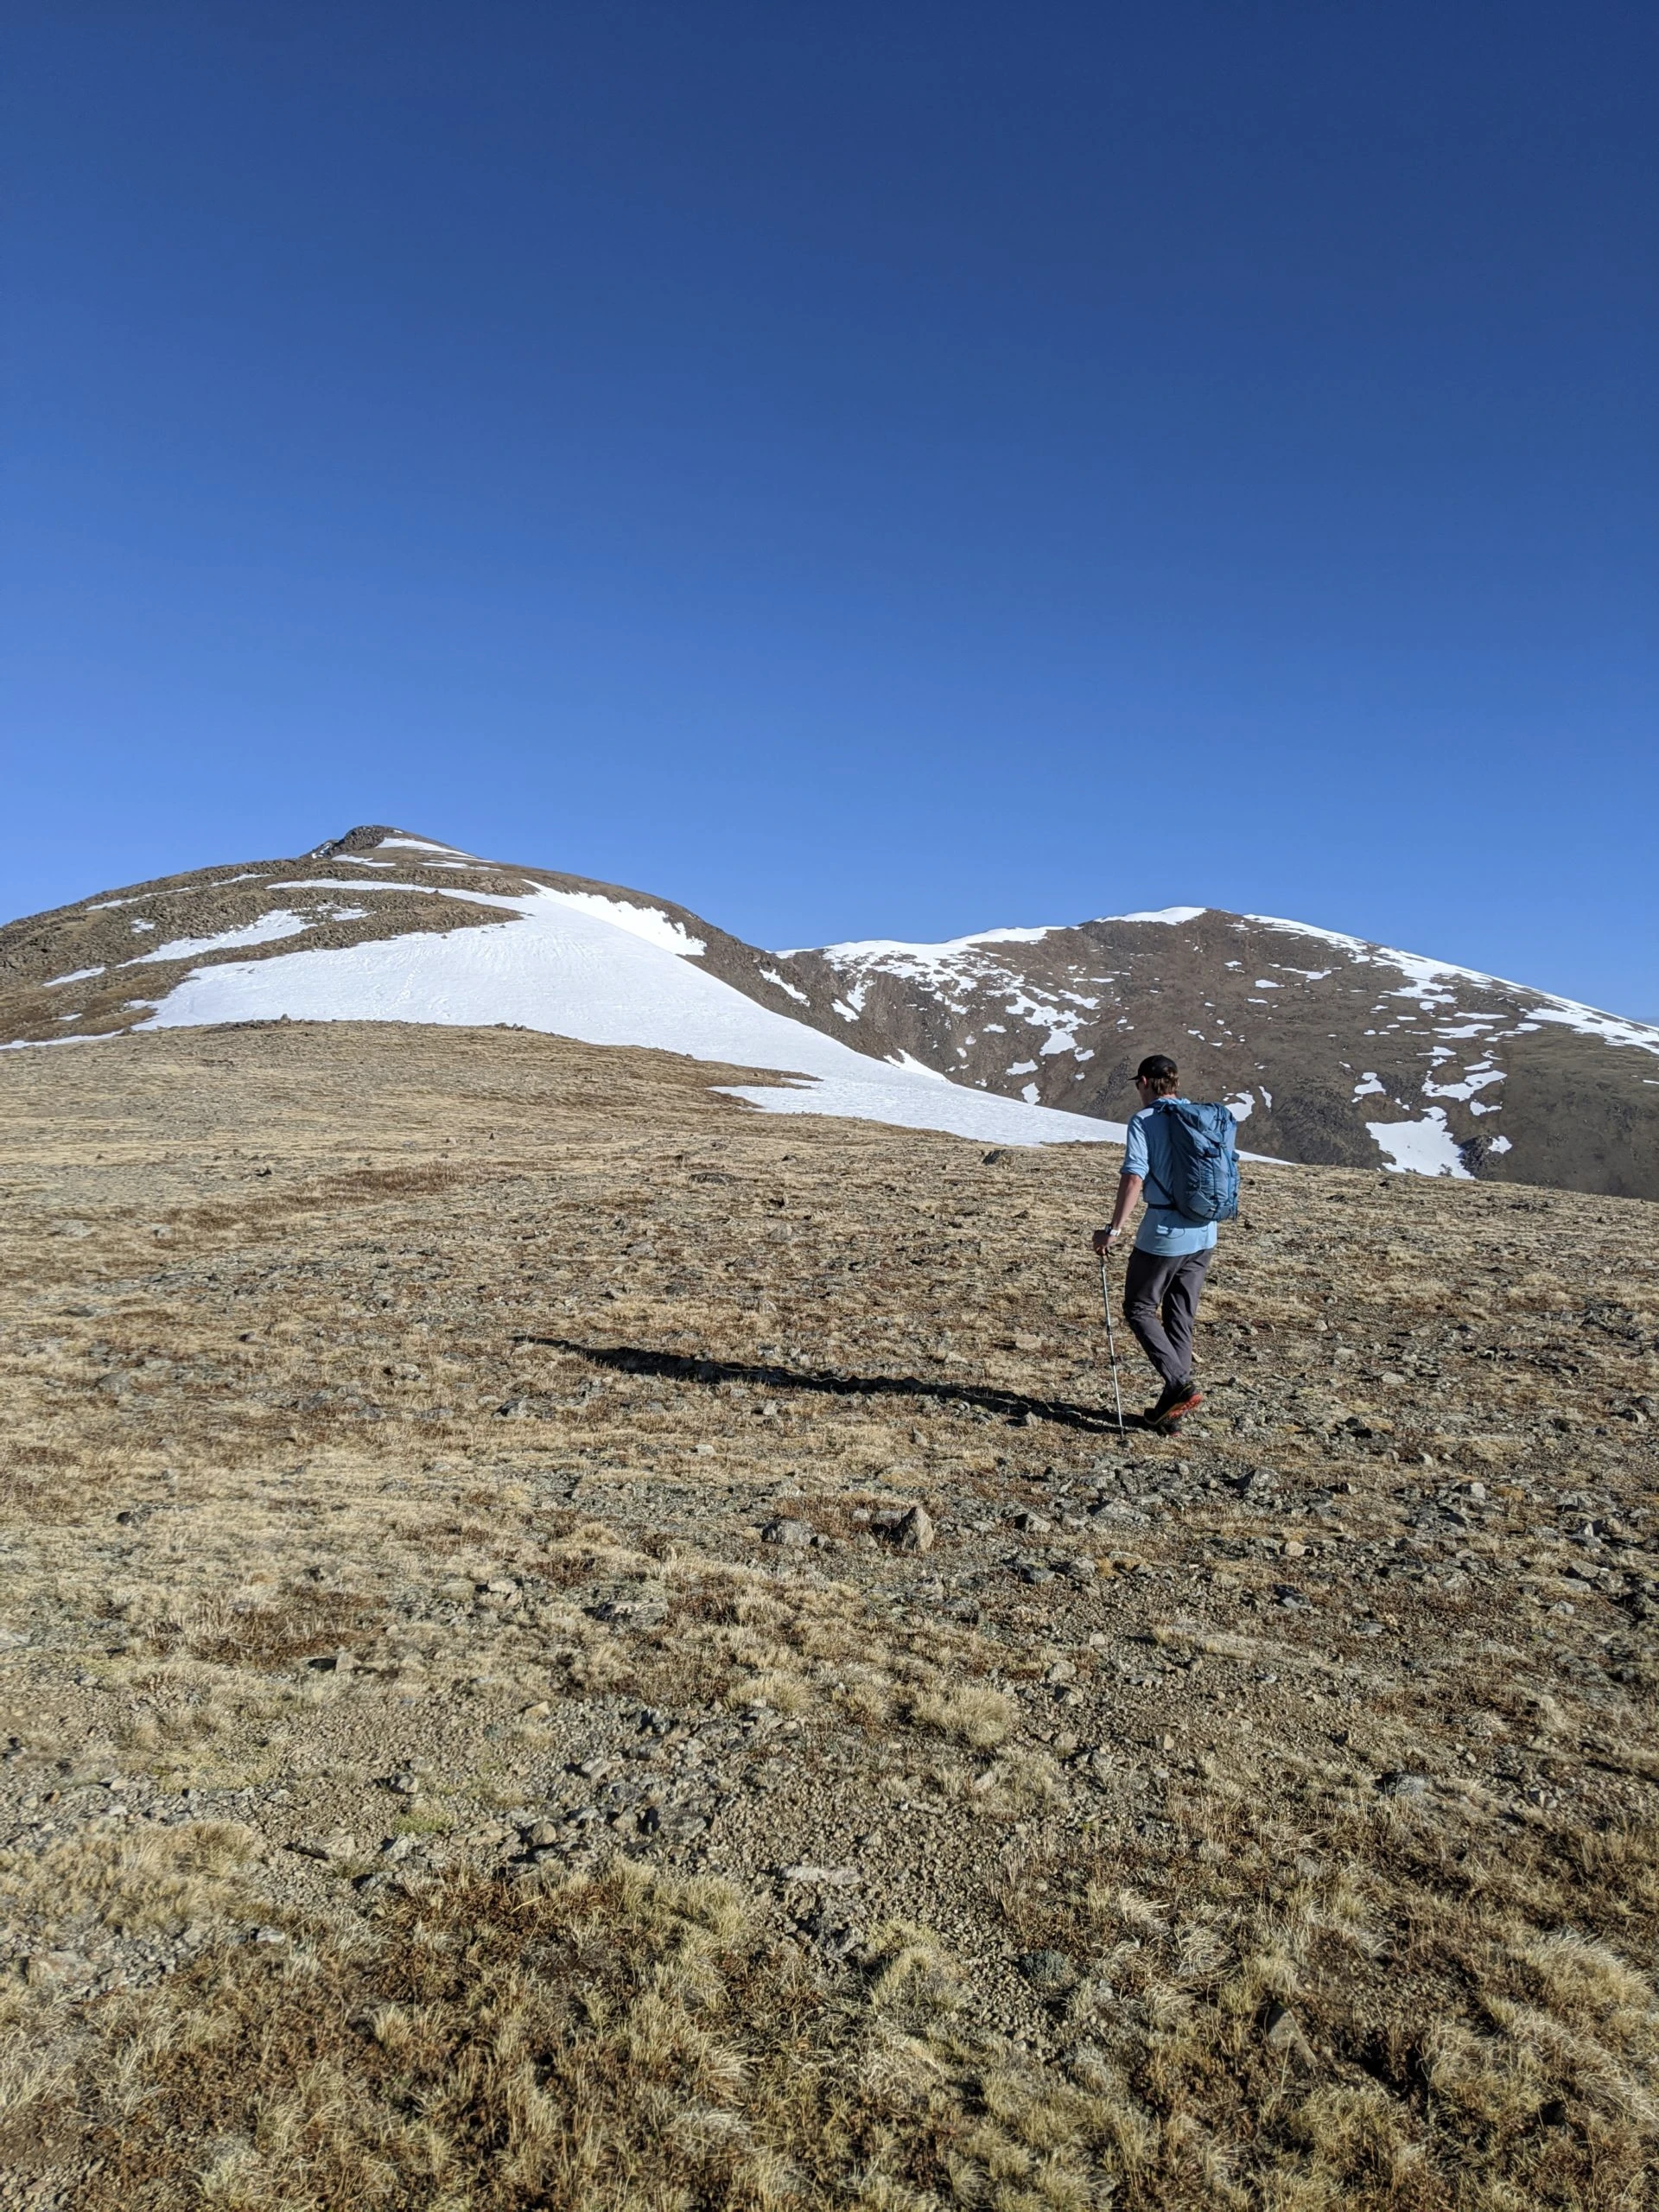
{"left": 1097, "top": 1252, "right": 1126, "bottom": 1436}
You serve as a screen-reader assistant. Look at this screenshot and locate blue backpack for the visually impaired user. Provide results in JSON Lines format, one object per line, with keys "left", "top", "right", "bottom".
{"left": 1152, "top": 1098, "right": 1240, "bottom": 1224}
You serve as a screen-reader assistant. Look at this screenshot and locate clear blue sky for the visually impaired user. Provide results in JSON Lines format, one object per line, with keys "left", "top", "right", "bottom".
{"left": 4, "top": 3, "right": 1656, "bottom": 1016}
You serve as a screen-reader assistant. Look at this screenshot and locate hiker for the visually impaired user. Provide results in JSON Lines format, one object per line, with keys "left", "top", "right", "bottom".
{"left": 1091, "top": 1054, "right": 1236, "bottom": 1432}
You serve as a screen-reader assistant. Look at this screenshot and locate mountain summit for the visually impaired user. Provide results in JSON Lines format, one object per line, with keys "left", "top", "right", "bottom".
{"left": 3, "top": 826, "right": 1655, "bottom": 1195}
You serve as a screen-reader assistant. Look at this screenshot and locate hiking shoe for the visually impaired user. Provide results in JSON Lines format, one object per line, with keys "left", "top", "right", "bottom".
{"left": 1145, "top": 1380, "right": 1191, "bottom": 1423}
{"left": 1152, "top": 1383, "right": 1203, "bottom": 1430}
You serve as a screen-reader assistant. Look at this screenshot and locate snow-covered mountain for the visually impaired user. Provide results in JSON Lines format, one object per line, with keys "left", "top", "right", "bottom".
{"left": 3, "top": 824, "right": 1656, "bottom": 1194}
{"left": 772, "top": 907, "right": 1659, "bottom": 1198}
{"left": 0, "top": 827, "right": 1118, "bottom": 1154}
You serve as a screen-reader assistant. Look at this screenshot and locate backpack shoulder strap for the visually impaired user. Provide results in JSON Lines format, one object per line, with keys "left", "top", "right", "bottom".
{"left": 1140, "top": 1098, "right": 1178, "bottom": 1208}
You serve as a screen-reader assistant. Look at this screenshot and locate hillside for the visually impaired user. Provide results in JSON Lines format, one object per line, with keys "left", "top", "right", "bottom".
{"left": 782, "top": 908, "right": 1659, "bottom": 1198}
{"left": 0, "top": 826, "right": 1116, "bottom": 1157}
{"left": 1, "top": 1021, "right": 1656, "bottom": 2208}
{"left": 3, "top": 823, "right": 1656, "bottom": 1196}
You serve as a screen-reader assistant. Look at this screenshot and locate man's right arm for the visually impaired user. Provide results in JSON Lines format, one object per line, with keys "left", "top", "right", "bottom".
{"left": 1093, "top": 1111, "right": 1147, "bottom": 1254}
{"left": 1092, "top": 1172, "right": 1142, "bottom": 1253}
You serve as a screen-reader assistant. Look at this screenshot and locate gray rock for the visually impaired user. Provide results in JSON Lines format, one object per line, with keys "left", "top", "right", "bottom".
{"left": 763, "top": 1517, "right": 814, "bottom": 1547}
{"left": 893, "top": 1505, "right": 935, "bottom": 1553}
{"left": 292, "top": 1828, "right": 358, "bottom": 1862}
{"left": 1261, "top": 1999, "right": 1314, "bottom": 2063}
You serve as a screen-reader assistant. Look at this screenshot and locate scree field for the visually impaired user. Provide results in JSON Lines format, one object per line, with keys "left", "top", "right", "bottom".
{"left": 1, "top": 1023, "right": 1656, "bottom": 2210}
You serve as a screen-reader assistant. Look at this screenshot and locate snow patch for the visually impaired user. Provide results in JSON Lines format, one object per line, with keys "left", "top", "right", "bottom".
{"left": 1225, "top": 1092, "right": 1254, "bottom": 1122}
{"left": 721, "top": 1076, "right": 1122, "bottom": 1148}
{"left": 536, "top": 888, "right": 706, "bottom": 958}
{"left": 761, "top": 967, "right": 810, "bottom": 1006}
{"left": 124, "top": 910, "right": 321, "bottom": 964}
{"left": 283, "top": 877, "right": 709, "bottom": 957}
{"left": 1367, "top": 1108, "right": 1471, "bottom": 1179}
{"left": 1109, "top": 906, "right": 1206, "bottom": 925}
{"left": 1516, "top": 1002, "right": 1659, "bottom": 1057}
{"left": 1244, "top": 914, "right": 1659, "bottom": 1057}
{"left": 967, "top": 926, "right": 1062, "bottom": 947}
{"left": 817, "top": 925, "right": 1058, "bottom": 978}
{"left": 1423, "top": 1065, "right": 1505, "bottom": 1103}
{"left": 43, "top": 967, "right": 105, "bottom": 988}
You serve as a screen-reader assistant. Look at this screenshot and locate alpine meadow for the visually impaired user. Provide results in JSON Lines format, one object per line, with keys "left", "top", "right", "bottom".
{"left": 1, "top": 832, "right": 1656, "bottom": 2209}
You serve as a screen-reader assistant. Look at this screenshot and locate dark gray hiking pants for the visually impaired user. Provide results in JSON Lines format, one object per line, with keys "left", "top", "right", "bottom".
{"left": 1122, "top": 1245, "right": 1213, "bottom": 1390}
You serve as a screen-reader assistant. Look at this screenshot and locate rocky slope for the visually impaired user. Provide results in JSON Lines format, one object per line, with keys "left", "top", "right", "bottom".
{"left": 780, "top": 908, "right": 1659, "bottom": 1198}
{"left": 3, "top": 824, "right": 1656, "bottom": 1196}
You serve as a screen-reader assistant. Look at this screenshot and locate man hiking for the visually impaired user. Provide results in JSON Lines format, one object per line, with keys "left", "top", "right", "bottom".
{"left": 1092, "top": 1054, "right": 1236, "bottom": 1433}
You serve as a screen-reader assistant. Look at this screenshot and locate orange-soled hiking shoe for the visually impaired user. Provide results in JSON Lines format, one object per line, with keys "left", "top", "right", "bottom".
{"left": 1152, "top": 1382, "right": 1202, "bottom": 1431}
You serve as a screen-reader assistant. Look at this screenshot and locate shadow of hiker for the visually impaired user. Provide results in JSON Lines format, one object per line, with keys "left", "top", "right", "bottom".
{"left": 514, "top": 1336, "right": 1135, "bottom": 1433}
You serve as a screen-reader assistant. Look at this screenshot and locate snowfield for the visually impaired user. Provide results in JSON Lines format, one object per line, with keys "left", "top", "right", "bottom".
{"left": 134, "top": 884, "right": 1121, "bottom": 1150}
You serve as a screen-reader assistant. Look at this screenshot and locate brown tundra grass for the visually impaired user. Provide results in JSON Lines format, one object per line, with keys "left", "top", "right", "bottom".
{"left": 0, "top": 1020, "right": 1656, "bottom": 2208}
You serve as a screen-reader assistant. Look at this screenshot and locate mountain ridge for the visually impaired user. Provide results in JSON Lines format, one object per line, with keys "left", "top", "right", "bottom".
{"left": 3, "top": 824, "right": 1656, "bottom": 1197}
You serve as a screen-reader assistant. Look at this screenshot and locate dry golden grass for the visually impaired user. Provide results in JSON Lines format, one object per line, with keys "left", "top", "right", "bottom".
{"left": 0, "top": 1021, "right": 1656, "bottom": 2207}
